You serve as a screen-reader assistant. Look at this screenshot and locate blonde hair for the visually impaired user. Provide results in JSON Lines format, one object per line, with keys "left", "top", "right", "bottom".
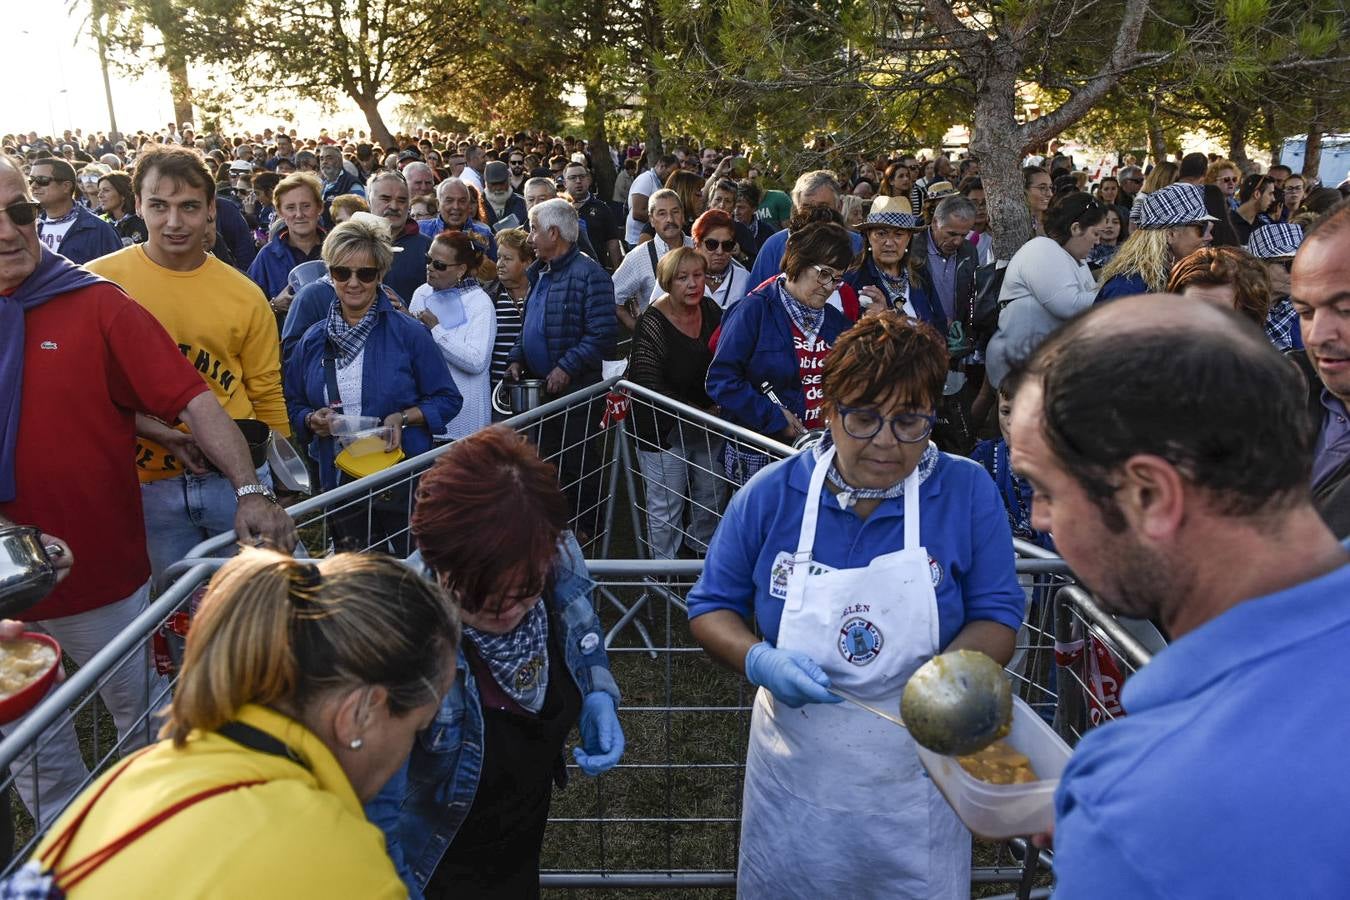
{"left": 163, "top": 549, "right": 459, "bottom": 747}
{"left": 329, "top": 193, "right": 369, "bottom": 222}
{"left": 1205, "top": 159, "right": 1239, "bottom": 184}
{"left": 495, "top": 227, "right": 535, "bottom": 263}
{"left": 1097, "top": 227, "right": 1174, "bottom": 293}
{"left": 655, "top": 245, "right": 706, "bottom": 295}
{"left": 274, "top": 171, "right": 323, "bottom": 208}
{"left": 1141, "top": 161, "right": 1177, "bottom": 194}
{"left": 322, "top": 212, "right": 395, "bottom": 275}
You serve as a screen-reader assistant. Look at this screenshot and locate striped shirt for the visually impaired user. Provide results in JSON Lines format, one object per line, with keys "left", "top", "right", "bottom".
{"left": 487, "top": 278, "right": 528, "bottom": 384}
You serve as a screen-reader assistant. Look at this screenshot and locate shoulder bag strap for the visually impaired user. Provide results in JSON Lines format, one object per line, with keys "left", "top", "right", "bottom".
{"left": 54, "top": 779, "right": 266, "bottom": 891}
{"left": 646, "top": 239, "right": 659, "bottom": 275}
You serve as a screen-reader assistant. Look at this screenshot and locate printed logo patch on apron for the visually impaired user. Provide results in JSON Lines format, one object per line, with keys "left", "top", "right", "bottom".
{"left": 928, "top": 555, "right": 944, "bottom": 587}
{"left": 838, "top": 617, "right": 884, "bottom": 665}
{"left": 769, "top": 551, "right": 836, "bottom": 600}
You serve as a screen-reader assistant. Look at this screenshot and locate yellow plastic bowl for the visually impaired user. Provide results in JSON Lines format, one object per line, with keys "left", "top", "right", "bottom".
{"left": 335, "top": 436, "right": 405, "bottom": 479}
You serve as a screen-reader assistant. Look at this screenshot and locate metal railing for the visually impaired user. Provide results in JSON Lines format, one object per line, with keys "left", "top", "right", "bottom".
{"left": 0, "top": 379, "right": 1157, "bottom": 892}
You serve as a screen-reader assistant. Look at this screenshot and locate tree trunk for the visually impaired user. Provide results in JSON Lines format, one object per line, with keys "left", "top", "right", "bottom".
{"left": 1227, "top": 107, "right": 1250, "bottom": 163}
{"left": 970, "top": 62, "right": 1032, "bottom": 262}
{"left": 94, "top": 24, "right": 119, "bottom": 136}
{"left": 166, "top": 55, "right": 193, "bottom": 128}
{"left": 1303, "top": 98, "right": 1325, "bottom": 182}
{"left": 354, "top": 93, "right": 397, "bottom": 150}
{"left": 642, "top": 70, "right": 663, "bottom": 170}
{"left": 1303, "top": 129, "right": 1323, "bottom": 182}
{"left": 1146, "top": 95, "right": 1167, "bottom": 168}
{"left": 584, "top": 75, "right": 616, "bottom": 203}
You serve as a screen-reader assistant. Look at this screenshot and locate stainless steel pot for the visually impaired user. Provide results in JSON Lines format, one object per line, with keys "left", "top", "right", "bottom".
{"left": 0, "top": 526, "right": 63, "bottom": 618}
{"left": 492, "top": 379, "right": 548, "bottom": 417}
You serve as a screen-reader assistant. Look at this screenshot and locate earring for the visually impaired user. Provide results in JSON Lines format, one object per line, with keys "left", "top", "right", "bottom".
{"left": 349, "top": 738, "right": 363, "bottom": 750}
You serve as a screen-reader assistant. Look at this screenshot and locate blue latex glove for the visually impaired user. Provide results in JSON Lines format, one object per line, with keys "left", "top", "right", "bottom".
{"left": 573, "top": 692, "right": 625, "bottom": 776}
{"left": 744, "top": 641, "right": 843, "bottom": 708}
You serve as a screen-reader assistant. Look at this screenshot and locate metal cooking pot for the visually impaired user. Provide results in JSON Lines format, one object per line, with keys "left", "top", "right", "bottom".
{"left": 492, "top": 379, "right": 548, "bottom": 417}
{"left": 0, "top": 526, "right": 64, "bottom": 618}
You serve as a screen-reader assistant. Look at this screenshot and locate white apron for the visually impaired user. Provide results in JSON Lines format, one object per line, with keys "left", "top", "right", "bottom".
{"left": 736, "top": 447, "right": 969, "bottom": 899}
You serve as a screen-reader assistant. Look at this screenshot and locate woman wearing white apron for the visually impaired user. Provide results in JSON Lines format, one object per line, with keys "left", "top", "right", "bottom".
{"left": 688, "top": 312, "right": 1025, "bottom": 898}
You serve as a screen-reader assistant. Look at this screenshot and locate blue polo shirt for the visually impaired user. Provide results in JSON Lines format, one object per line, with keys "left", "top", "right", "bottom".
{"left": 1053, "top": 546, "right": 1350, "bottom": 898}
{"left": 686, "top": 450, "right": 1024, "bottom": 647}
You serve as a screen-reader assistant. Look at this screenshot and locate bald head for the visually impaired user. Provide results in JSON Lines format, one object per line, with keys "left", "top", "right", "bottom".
{"left": 1023, "top": 292, "right": 1313, "bottom": 521}
{"left": 0, "top": 155, "right": 42, "bottom": 292}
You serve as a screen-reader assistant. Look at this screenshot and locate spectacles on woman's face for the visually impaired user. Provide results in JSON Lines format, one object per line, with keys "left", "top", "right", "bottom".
{"left": 0, "top": 201, "right": 41, "bottom": 227}
{"left": 1029, "top": 183, "right": 1053, "bottom": 194}
{"left": 1216, "top": 175, "right": 1239, "bottom": 185}
{"left": 837, "top": 404, "right": 936, "bottom": 443}
{"left": 702, "top": 238, "right": 736, "bottom": 252}
{"left": 425, "top": 255, "right": 458, "bottom": 271}
{"left": 329, "top": 265, "right": 379, "bottom": 283}
{"left": 810, "top": 264, "right": 844, "bottom": 287}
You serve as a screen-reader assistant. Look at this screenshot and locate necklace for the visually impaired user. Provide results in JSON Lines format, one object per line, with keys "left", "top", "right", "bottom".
{"left": 706, "top": 270, "right": 727, "bottom": 287}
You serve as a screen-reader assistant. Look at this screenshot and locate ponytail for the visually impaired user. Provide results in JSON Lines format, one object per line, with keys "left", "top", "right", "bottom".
{"left": 163, "top": 549, "right": 459, "bottom": 747}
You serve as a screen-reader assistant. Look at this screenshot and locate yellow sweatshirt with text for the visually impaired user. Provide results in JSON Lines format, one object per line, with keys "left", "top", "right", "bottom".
{"left": 89, "top": 246, "right": 290, "bottom": 482}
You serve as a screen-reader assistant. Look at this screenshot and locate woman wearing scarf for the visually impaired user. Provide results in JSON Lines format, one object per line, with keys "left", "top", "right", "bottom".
{"left": 409, "top": 230, "right": 497, "bottom": 439}
{"left": 706, "top": 221, "right": 854, "bottom": 483}
{"left": 368, "top": 426, "right": 624, "bottom": 900}
{"left": 842, "top": 196, "right": 925, "bottom": 318}
{"left": 689, "top": 312, "right": 1023, "bottom": 898}
{"left": 284, "top": 214, "right": 461, "bottom": 550}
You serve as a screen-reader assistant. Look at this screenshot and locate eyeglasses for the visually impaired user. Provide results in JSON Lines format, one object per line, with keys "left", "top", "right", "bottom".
{"left": 837, "top": 404, "right": 936, "bottom": 443}
{"left": 702, "top": 238, "right": 737, "bottom": 252}
{"left": 0, "top": 201, "right": 41, "bottom": 227}
{"left": 810, "top": 264, "right": 844, "bottom": 286}
{"left": 28, "top": 175, "right": 57, "bottom": 187}
{"left": 1216, "top": 176, "right": 1239, "bottom": 185}
{"left": 425, "top": 256, "right": 458, "bottom": 271}
{"left": 1029, "top": 184, "right": 1053, "bottom": 193}
{"left": 508, "top": 159, "right": 524, "bottom": 166}
{"left": 329, "top": 265, "right": 379, "bottom": 283}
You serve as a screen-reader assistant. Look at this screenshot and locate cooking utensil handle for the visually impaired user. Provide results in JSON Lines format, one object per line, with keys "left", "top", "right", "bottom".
{"left": 826, "top": 687, "right": 907, "bottom": 729}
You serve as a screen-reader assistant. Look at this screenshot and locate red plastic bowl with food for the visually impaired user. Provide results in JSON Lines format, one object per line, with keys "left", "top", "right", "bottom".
{"left": 0, "top": 633, "right": 62, "bottom": 724}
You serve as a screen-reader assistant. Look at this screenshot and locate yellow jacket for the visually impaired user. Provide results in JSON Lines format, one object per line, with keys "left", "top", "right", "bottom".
{"left": 32, "top": 704, "right": 406, "bottom": 899}
{"left": 88, "top": 246, "right": 290, "bottom": 482}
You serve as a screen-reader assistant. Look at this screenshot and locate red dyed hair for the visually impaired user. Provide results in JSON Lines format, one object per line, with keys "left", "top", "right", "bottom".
{"left": 692, "top": 208, "right": 736, "bottom": 245}
{"left": 411, "top": 426, "right": 568, "bottom": 612}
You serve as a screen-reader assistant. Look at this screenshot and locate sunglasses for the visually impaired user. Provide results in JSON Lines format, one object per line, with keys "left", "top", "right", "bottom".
{"left": 28, "top": 175, "right": 59, "bottom": 187}
{"left": 425, "top": 256, "right": 459, "bottom": 271}
{"left": 329, "top": 265, "right": 379, "bottom": 283}
{"left": 702, "top": 238, "right": 737, "bottom": 252}
{"left": 0, "top": 201, "right": 41, "bottom": 227}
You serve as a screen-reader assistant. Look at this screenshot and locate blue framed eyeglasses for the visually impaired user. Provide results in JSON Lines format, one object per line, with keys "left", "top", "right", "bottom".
{"left": 836, "top": 404, "right": 936, "bottom": 443}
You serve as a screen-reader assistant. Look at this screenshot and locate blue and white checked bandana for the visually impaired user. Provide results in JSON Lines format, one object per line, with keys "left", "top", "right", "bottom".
{"left": 813, "top": 430, "right": 939, "bottom": 509}
{"left": 777, "top": 276, "right": 825, "bottom": 343}
{"left": 465, "top": 599, "right": 550, "bottom": 713}
{"left": 1136, "top": 183, "right": 1216, "bottom": 229}
{"left": 325, "top": 298, "right": 379, "bottom": 366}
{"left": 1247, "top": 223, "right": 1303, "bottom": 259}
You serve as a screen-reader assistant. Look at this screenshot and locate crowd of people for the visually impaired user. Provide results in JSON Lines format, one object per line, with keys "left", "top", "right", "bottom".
{"left": 1, "top": 117, "right": 1348, "bottom": 897}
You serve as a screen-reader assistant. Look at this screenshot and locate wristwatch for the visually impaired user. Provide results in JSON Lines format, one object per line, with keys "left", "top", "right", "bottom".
{"left": 235, "top": 483, "right": 278, "bottom": 504}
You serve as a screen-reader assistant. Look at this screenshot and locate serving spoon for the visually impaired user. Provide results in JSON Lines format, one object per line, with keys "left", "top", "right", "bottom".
{"left": 827, "top": 649, "right": 1013, "bottom": 756}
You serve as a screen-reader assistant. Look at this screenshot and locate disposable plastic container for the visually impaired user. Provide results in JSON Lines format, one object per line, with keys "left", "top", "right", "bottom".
{"left": 0, "top": 633, "right": 62, "bottom": 724}
{"left": 915, "top": 695, "right": 1071, "bottom": 839}
{"left": 329, "top": 415, "right": 382, "bottom": 438}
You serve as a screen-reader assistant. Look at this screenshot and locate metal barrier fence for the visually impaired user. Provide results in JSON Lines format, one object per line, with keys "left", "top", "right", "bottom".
{"left": 0, "top": 379, "right": 1157, "bottom": 895}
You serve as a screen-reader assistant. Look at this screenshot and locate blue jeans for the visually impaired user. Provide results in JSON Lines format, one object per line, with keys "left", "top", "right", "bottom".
{"left": 140, "top": 464, "right": 273, "bottom": 579}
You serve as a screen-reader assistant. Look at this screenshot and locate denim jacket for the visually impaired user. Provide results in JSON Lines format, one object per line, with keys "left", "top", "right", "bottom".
{"left": 366, "top": 532, "right": 621, "bottom": 897}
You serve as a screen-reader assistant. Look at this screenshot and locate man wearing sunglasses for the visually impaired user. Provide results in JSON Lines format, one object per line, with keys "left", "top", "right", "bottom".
{"left": 0, "top": 152, "right": 293, "bottom": 824}
{"left": 29, "top": 158, "right": 120, "bottom": 266}
{"left": 564, "top": 161, "right": 622, "bottom": 271}
{"left": 87, "top": 144, "right": 296, "bottom": 579}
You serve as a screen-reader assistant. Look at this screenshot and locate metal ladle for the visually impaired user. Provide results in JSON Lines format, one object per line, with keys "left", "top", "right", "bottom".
{"left": 828, "top": 649, "right": 1013, "bottom": 756}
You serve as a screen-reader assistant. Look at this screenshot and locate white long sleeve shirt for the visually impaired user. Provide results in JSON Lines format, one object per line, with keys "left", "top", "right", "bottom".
{"left": 410, "top": 282, "right": 497, "bottom": 439}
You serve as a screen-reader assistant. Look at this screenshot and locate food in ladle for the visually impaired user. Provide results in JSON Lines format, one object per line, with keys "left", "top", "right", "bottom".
{"left": 0, "top": 639, "right": 56, "bottom": 700}
{"left": 956, "top": 739, "right": 1039, "bottom": 785}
